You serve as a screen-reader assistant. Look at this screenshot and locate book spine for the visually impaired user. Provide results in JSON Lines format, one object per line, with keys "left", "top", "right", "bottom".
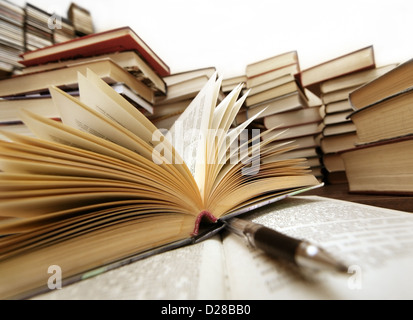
{"left": 192, "top": 210, "right": 218, "bottom": 236}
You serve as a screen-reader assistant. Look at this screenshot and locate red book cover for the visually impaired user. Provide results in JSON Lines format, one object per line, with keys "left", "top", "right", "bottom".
{"left": 20, "top": 27, "right": 171, "bottom": 77}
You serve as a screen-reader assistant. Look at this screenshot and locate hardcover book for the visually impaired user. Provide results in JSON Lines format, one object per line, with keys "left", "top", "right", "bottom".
{"left": 19, "top": 26, "right": 171, "bottom": 77}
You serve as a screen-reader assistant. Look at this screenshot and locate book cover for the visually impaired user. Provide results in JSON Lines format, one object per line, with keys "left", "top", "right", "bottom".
{"left": 20, "top": 26, "right": 171, "bottom": 77}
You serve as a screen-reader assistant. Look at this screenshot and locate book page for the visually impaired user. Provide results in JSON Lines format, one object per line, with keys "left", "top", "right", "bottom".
{"left": 78, "top": 71, "right": 193, "bottom": 183}
{"left": 33, "top": 236, "right": 227, "bottom": 300}
{"left": 222, "top": 196, "right": 413, "bottom": 299}
{"left": 167, "top": 73, "right": 219, "bottom": 192}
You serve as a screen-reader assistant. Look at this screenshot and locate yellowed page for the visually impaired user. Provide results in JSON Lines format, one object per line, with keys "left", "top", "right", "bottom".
{"left": 78, "top": 71, "right": 196, "bottom": 189}
{"left": 167, "top": 73, "right": 219, "bottom": 195}
{"left": 0, "top": 214, "right": 196, "bottom": 299}
{"left": 49, "top": 86, "right": 156, "bottom": 161}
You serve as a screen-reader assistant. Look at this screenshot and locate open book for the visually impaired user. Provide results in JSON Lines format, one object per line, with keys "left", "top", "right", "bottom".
{"left": 34, "top": 196, "right": 413, "bottom": 300}
{"left": 0, "top": 71, "right": 319, "bottom": 299}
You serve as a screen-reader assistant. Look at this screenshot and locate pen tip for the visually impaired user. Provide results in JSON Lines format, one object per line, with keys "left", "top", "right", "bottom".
{"left": 296, "top": 242, "right": 349, "bottom": 274}
{"left": 336, "top": 262, "right": 350, "bottom": 274}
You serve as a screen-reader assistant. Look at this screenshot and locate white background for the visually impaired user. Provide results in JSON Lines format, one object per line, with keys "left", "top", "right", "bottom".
{"left": 14, "top": 0, "right": 413, "bottom": 78}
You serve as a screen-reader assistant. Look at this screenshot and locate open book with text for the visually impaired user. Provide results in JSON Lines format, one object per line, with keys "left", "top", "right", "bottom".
{"left": 34, "top": 196, "right": 413, "bottom": 300}
{"left": 0, "top": 70, "right": 319, "bottom": 299}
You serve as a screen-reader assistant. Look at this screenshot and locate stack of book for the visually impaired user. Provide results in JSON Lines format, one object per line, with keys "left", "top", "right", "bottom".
{"left": 300, "top": 46, "right": 377, "bottom": 184}
{"left": 24, "top": 3, "right": 54, "bottom": 51}
{"left": 0, "top": 27, "right": 170, "bottom": 140}
{"left": 150, "top": 67, "right": 217, "bottom": 130}
{"left": 320, "top": 63, "right": 398, "bottom": 184}
{"left": 68, "top": 3, "right": 94, "bottom": 36}
{"left": 236, "top": 51, "right": 303, "bottom": 124}
{"left": 0, "top": 0, "right": 25, "bottom": 78}
{"left": 228, "top": 51, "right": 326, "bottom": 180}
{"left": 342, "top": 59, "right": 413, "bottom": 194}
{"left": 260, "top": 89, "right": 324, "bottom": 180}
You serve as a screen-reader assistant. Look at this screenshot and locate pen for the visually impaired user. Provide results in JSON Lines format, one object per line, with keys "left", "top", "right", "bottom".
{"left": 224, "top": 217, "right": 348, "bottom": 274}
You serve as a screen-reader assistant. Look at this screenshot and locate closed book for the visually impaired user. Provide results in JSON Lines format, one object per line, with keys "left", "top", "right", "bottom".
{"left": 321, "top": 132, "right": 358, "bottom": 154}
{"left": 245, "top": 80, "right": 301, "bottom": 107}
{"left": 0, "top": 59, "right": 155, "bottom": 104}
{"left": 349, "top": 58, "right": 413, "bottom": 110}
{"left": 301, "top": 46, "right": 375, "bottom": 95}
{"left": 246, "top": 51, "right": 299, "bottom": 78}
{"left": 20, "top": 26, "right": 170, "bottom": 77}
{"left": 320, "top": 64, "right": 398, "bottom": 94}
{"left": 349, "top": 87, "right": 413, "bottom": 145}
{"left": 264, "top": 106, "right": 322, "bottom": 130}
{"left": 246, "top": 64, "right": 300, "bottom": 89}
{"left": 236, "top": 90, "right": 307, "bottom": 125}
{"left": 341, "top": 136, "right": 413, "bottom": 195}
{"left": 21, "top": 51, "right": 167, "bottom": 95}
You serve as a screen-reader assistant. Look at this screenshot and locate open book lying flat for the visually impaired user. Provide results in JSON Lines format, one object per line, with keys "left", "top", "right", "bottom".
{"left": 33, "top": 196, "right": 413, "bottom": 300}
{"left": 0, "top": 71, "right": 319, "bottom": 299}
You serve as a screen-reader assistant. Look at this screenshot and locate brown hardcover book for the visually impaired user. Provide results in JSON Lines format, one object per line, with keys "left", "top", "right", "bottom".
{"left": 20, "top": 26, "right": 170, "bottom": 77}
{"left": 263, "top": 106, "right": 322, "bottom": 130}
{"left": 341, "top": 136, "right": 413, "bottom": 194}
{"left": 235, "top": 90, "right": 307, "bottom": 125}
{"left": 245, "top": 80, "right": 301, "bottom": 107}
{"left": 21, "top": 51, "right": 167, "bottom": 95}
{"left": 0, "top": 59, "right": 154, "bottom": 104}
{"left": 300, "top": 46, "right": 375, "bottom": 96}
{"left": 349, "top": 87, "right": 413, "bottom": 144}
{"left": 246, "top": 64, "right": 300, "bottom": 88}
{"left": 349, "top": 58, "right": 413, "bottom": 110}
{"left": 321, "top": 132, "right": 358, "bottom": 154}
{"left": 320, "top": 64, "right": 398, "bottom": 94}
{"left": 246, "top": 51, "right": 299, "bottom": 78}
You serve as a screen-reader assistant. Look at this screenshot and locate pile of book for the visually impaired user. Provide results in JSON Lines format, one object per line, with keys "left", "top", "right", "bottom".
{"left": 231, "top": 51, "right": 324, "bottom": 180}
{"left": 68, "top": 3, "right": 94, "bottom": 36}
{"left": 0, "top": 1, "right": 91, "bottom": 79}
{"left": 0, "top": 0, "right": 25, "bottom": 78}
{"left": 24, "top": 3, "right": 54, "bottom": 51}
{"left": 0, "top": 27, "right": 170, "bottom": 140}
{"left": 299, "top": 46, "right": 398, "bottom": 184}
{"left": 341, "top": 59, "right": 413, "bottom": 194}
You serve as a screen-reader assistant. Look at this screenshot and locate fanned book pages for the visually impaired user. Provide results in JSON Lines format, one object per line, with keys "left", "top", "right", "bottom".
{"left": 0, "top": 70, "right": 319, "bottom": 299}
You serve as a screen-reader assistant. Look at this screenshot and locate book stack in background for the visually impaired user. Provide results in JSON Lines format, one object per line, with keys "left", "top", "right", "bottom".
{"left": 0, "top": 26, "right": 169, "bottom": 140}
{"left": 236, "top": 51, "right": 303, "bottom": 124}
{"left": 320, "top": 63, "right": 398, "bottom": 184}
{"left": 300, "top": 46, "right": 378, "bottom": 185}
{"left": 232, "top": 51, "right": 325, "bottom": 180}
{"left": 342, "top": 59, "right": 413, "bottom": 194}
{"left": 24, "top": 3, "right": 54, "bottom": 51}
{"left": 52, "top": 15, "right": 76, "bottom": 44}
{"left": 150, "top": 67, "right": 216, "bottom": 130}
{"left": 68, "top": 2, "right": 94, "bottom": 36}
{"left": 259, "top": 88, "right": 324, "bottom": 181}
{"left": 0, "top": 0, "right": 25, "bottom": 78}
